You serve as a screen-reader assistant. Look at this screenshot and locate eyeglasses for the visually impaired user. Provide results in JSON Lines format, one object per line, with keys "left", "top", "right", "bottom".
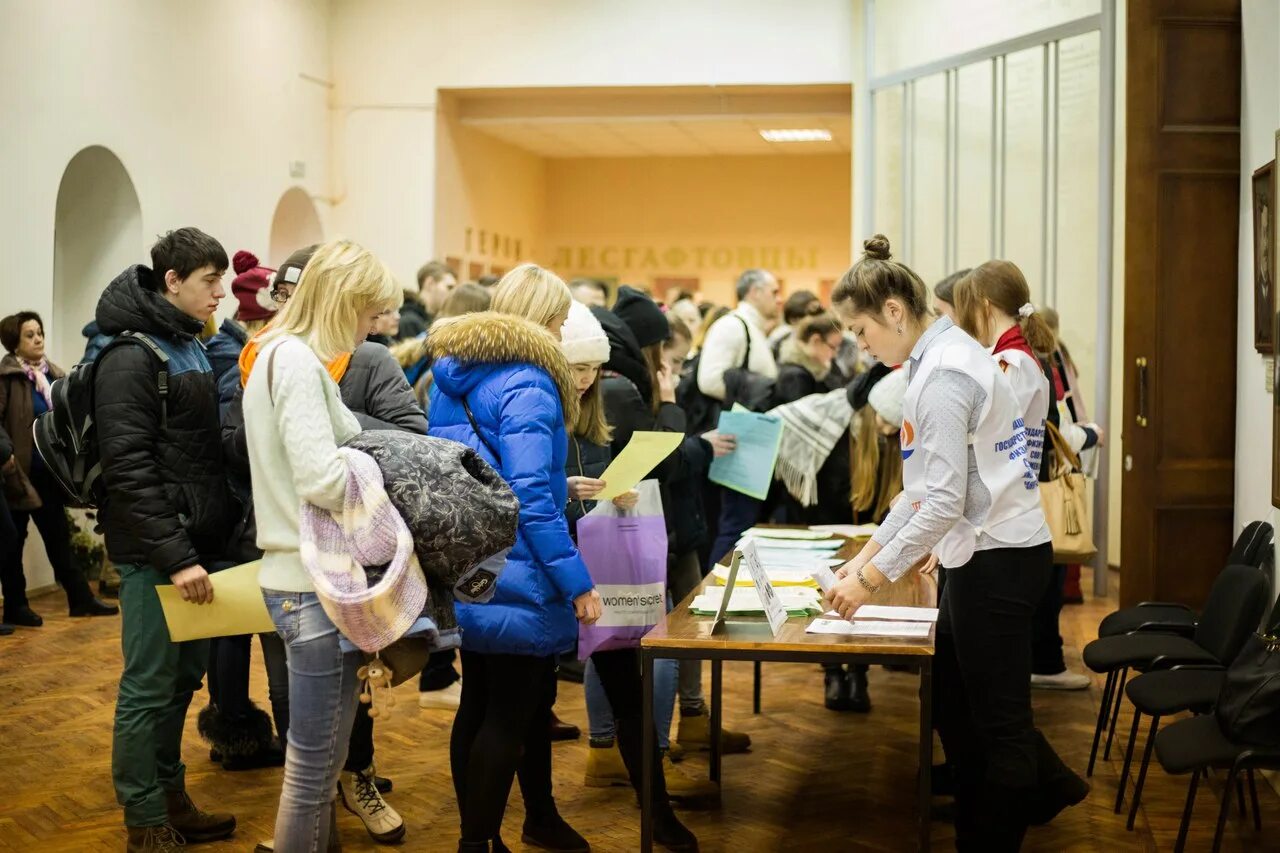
{"left": 271, "top": 284, "right": 294, "bottom": 304}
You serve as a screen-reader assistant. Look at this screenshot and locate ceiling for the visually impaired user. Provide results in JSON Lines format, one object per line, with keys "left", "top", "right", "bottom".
{"left": 446, "top": 84, "right": 852, "bottom": 159}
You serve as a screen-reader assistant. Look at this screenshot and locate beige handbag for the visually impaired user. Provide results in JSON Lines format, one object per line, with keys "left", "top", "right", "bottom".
{"left": 1039, "top": 421, "right": 1096, "bottom": 563}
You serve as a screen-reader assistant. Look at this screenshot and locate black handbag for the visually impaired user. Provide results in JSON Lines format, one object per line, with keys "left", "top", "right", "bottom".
{"left": 1216, "top": 631, "right": 1280, "bottom": 747}
{"left": 721, "top": 316, "right": 776, "bottom": 413}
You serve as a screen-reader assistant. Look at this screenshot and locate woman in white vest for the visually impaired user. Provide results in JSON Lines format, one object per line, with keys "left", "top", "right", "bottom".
{"left": 953, "top": 261, "right": 1096, "bottom": 693}
{"left": 825, "top": 236, "right": 1087, "bottom": 851}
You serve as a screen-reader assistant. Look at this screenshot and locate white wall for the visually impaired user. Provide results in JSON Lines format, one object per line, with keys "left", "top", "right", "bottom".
{"left": 327, "top": 0, "right": 856, "bottom": 287}
{"left": 1236, "top": 1, "right": 1280, "bottom": 576}
{"left": 855, "top": 0, "right": 1127, "bottom": 568}
{"left": 0, "top": 0, "right": 332, "bottom": 592}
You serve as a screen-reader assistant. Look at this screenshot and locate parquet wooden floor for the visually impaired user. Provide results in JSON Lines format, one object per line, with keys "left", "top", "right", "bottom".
{"left": 2, "top": 570, "right": 1277, "bottom": 852}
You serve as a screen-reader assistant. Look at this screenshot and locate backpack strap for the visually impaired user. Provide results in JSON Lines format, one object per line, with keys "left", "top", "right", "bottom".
{"left": 266, "top": 342, "right": 280, "bottom": 404}
{"left": 461, "top": 397, "right": 501, "bottom": 463}
{"left": 118, "top": 332, "right": 170, "bottom": 430}
{"left": 735, "top": 314, "right": 752, "bottom": 370}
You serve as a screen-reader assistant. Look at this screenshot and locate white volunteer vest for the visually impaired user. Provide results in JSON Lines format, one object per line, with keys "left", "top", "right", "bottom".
{"left": 900, "top": 324, "right": 1045, "bottom": 568}
{"left": 994, "top": 347, "right": 1051, "bottom": 476}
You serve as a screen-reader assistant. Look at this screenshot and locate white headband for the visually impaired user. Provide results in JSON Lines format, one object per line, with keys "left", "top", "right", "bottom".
{"left": 1018, "top": 303, "right": 1035, "bottom": 319}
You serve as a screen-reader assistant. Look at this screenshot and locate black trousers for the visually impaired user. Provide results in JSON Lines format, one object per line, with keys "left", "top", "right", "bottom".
{"left": 1030, "top": 563, "right": 1068, "bottom": 675}
{"left": 934, "top": 542, "right": 1059, "bottom": 852}
{"left": 0, "top": 466, "right": 93, "bottom": 612}
{"left": 589, "top": 647, "right": 673, "bottom": 807}
{"left": 206, "top": 632, "right": 291, "bottom": 749}
{"left": 452, "top": 651, "right": 558, "bottom": 842}
{"left": 419, "top": 648, "right": 461, "bottom": 691}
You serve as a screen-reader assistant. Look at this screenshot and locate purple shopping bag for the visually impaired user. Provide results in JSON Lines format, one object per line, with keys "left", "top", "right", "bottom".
{"left": 577, "top": 480, "right": 668, "bottom": 659}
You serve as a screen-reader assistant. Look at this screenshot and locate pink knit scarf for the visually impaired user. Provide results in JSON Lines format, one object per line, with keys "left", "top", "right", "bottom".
{"left": 18, "top": 357, "right": 52, "bottom": 409}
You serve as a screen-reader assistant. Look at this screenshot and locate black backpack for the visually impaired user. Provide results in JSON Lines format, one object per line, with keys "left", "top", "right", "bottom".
{"left": 32, "top": 332, "right": 169, "bottom": 508}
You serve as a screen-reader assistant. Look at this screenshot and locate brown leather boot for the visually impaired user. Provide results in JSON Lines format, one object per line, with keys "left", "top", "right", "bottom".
{"left": 164, "top": 790, "right": 236, "bottom": 842}
{"left": 126, "top": 824, "right": 186, "bottom": 852}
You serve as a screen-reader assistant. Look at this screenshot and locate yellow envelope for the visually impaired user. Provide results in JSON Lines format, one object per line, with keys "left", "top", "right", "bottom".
{"left": 156, "top": 561, "right": 276, "bottom": 642}
{"left": 595, "top": 431, "right": 683, "bottom": 501}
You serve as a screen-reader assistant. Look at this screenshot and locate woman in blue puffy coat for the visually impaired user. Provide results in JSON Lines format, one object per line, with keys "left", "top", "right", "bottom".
{"left": 426, "top": 264, "right": 602, "bottom": 853}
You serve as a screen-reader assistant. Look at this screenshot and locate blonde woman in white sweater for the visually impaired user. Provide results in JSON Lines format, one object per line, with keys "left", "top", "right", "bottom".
{"left": 243, "top": 240, "right": 400, "bottom": 853}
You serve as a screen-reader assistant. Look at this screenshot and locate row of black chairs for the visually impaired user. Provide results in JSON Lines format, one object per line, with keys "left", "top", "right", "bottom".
{"left": 1083, "top": 520, "right": 1276, "bottom": 852}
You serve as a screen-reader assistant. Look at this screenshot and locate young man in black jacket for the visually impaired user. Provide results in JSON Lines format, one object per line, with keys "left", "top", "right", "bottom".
{"left": 98, "top": 228, "right": 239, "bottom": 852}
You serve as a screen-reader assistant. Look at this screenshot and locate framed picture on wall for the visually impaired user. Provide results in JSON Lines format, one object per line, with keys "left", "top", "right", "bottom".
{"left": 1253, "top": 159, "right": 1275, "bottom": 354}
{"left": 1272, "top": 307, "right": 1280, "bottom": 509}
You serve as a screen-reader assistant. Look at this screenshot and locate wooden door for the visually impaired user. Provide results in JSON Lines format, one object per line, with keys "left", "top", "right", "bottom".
{"left": 1122, "top": 0, "right": 1241, "bottom": 606}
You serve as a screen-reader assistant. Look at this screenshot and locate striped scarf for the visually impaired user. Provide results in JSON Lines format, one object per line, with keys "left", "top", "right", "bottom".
{"left": 772, "top": 388, "right": 853, "bottom": 507}
{"left": 299, "top": 448, "right": 428, "bottom": 653}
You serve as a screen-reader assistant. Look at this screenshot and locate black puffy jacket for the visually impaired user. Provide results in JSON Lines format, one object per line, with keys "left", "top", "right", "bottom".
{"left": 221, "top": 341, "right": 427, "bottom": 481}
{"left": 564, "top": 435, "right": 612, "bottom": 537}
{"left": 93, "top": 265, "right": 237, "bottom": 574}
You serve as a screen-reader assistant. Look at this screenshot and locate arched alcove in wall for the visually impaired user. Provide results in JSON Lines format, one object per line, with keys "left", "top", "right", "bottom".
{"left": 52, "top": 146, "right": 143, "bottom": 369}
{"left": 268, "top": 186, "right": 324, "bottom": 267}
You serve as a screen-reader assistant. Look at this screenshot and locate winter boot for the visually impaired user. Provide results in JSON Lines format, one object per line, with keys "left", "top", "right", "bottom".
{"left": 164, "top": 790, "right": 235, "bottom": 843}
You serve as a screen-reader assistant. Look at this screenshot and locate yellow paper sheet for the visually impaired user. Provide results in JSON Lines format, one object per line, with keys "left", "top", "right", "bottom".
{"left": 156, "top": 561, "right": 275, "bottom": 642}
{"left": 595, "top": 431, "right": 684, "bottom": 501}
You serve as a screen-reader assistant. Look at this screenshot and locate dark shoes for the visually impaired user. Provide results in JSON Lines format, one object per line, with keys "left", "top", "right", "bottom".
{"left": 4, "top": 606, "right": 42, "bottom": 627}
{"left": 0, "top": 623, "right": 12, "bottom": 636}
{"left": 197, "top": 703, "right": 282, "bottom": 771}
{"left": 126, "top": 824, "right": 186, "bottom": 852}
{"left": 549, "top": 711, "right": 581, "bottom": 742}
{"left": 824, "top": 667, "right": 871, "bottom": 713}
{"left": 164, "top": 789, "right": 236, "bottom": 843}
{"left": 931, "top": 762, "right": 956, "bottom": 797}
{"left": 655, "top": 807, "right": 699, "bottom": 851}
{"left": 522, "top": 813, "right": 590, "bottom": 852}
{"left": 70, "top": 597, "right": 119, "bottom": 617}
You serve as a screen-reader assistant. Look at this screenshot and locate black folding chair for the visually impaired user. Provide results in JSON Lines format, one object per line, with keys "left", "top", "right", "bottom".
{"left": 1095, "top": 521, "right": 1271, "bottom": 640}
{"left": 1155, "top": 714, "right": 1280, "bottom": 852}
{"left": 1081, "top": 564, "right": 1270, "bottom": 777}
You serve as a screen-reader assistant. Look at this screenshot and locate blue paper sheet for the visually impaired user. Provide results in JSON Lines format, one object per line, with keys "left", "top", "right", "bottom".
{"left": 708, "top": 409, "right": 784, "bottom": 500}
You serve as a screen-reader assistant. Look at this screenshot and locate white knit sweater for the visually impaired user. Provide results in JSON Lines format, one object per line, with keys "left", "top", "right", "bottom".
{"left": 243, "top": 336, "right": 362, "bottom": 592}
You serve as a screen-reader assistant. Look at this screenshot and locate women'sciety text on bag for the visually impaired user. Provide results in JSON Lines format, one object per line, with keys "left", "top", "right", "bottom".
{"left": 577, "top": 480, "right": 668, "bottom": 658}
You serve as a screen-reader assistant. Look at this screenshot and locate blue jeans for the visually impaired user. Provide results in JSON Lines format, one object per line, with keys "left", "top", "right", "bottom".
{"left": 584, "top": 652, "right": 677, "bottom": 748}
{"left": 264, "top": 590, "right": 362, "bottom": 852}
{"left": 709, "top": 487, "right": 762, "bottom": 566}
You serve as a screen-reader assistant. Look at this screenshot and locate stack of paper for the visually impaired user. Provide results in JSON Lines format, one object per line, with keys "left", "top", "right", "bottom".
{"left": 742, "top": 527, "right": 837, "bottom": 541}
{"left": 690, "top": 585, "right": 822, "bottom": 616}
{"left": 738, "top": 536, "right": 843, "bottom": 552}
{"left": 711, "top": 564, "right": 837, "bottom": 587}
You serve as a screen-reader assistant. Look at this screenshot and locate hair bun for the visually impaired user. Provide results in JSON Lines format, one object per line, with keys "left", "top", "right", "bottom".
{"left": 232, "top": 250, "right": 260, "bottom": 275}
{"left": 863, "top": 234, "right": 892, "bottom": 261}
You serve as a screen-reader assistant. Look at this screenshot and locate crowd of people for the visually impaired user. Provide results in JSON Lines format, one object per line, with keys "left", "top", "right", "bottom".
{"left": 0, "top": 227, "right": 1104, "bottom": 852}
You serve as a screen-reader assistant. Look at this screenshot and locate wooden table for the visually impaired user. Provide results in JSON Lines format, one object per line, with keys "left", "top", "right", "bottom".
{"left": 639, "top": 536, "right": 938, "bottom": 852}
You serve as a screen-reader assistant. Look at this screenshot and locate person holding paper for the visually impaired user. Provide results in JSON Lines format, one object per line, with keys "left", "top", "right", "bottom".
{"left": 598, "top": 291, "right": 753, "bottom": 758}
{"left": 427, "top": 265, "right": 602, "bottom": 853}
{"left": 824, "top": 236, "right": 1087, "bottom": 852}
{"left": 696, "top": 271, "right": 781, "bottom": 565}
{"left": 558, "top": 300, "right": 701, "bottom": 851}
{"left": 95, "top": 229, "right": 241, "bottom": 851}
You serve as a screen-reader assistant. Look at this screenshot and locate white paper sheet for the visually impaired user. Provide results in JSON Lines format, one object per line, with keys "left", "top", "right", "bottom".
{"left": 852, "top": 605, "right": 940, "bottom": 623}
{"left": 805, "top": 618, "right": 932, "bottom": 638}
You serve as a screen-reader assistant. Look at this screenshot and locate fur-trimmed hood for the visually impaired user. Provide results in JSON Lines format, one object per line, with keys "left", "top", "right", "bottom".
{"left": 426, "top": 311, "right": 578, "bottom": 423}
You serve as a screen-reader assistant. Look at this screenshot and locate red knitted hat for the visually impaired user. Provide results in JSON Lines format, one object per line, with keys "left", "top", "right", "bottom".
{"left": 231, "top": 250, "right": 278, "bottom": 323}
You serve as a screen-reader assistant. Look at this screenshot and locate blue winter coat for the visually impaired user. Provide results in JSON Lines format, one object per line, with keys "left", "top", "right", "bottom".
{"left": 426, "top": 312, "right": 594, "bottom": 657}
